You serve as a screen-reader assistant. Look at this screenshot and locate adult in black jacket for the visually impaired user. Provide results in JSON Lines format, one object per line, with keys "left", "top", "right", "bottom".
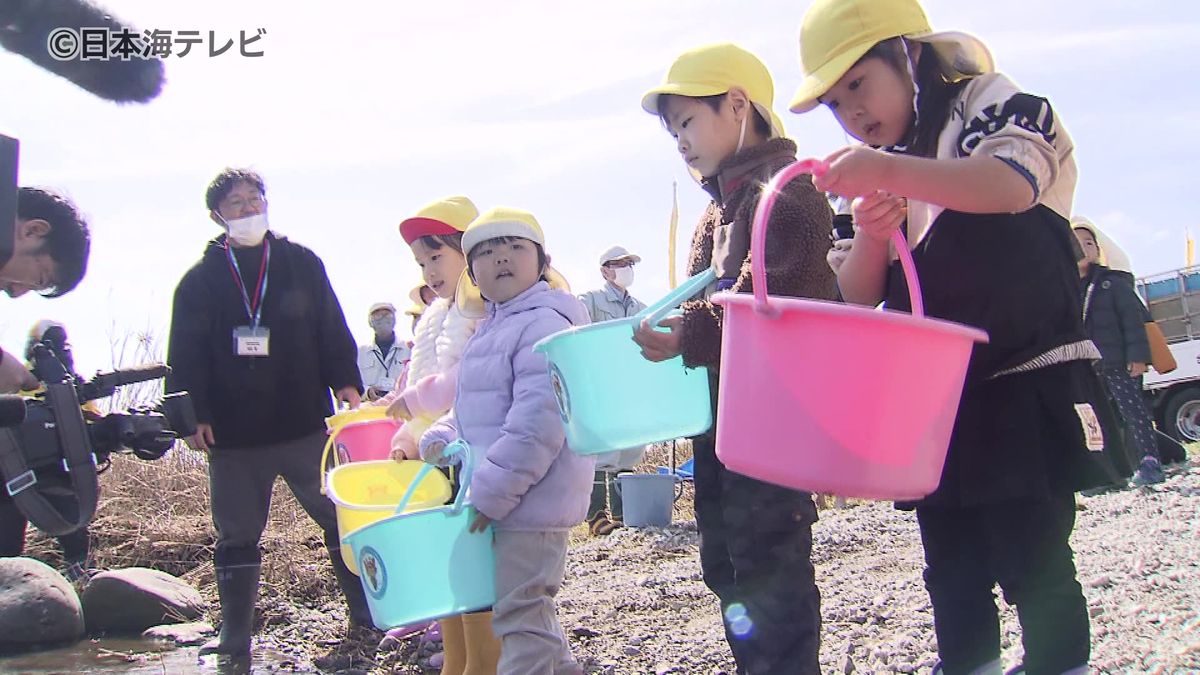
{"left": 1074, "top": 223, "right": 1165, "bottom": 486}
{"left": 166, "top": 169, "right": 369, "bottom": 661}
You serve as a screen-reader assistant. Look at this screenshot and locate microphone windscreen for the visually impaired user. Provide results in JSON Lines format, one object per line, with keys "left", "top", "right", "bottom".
{"left": 0, "top": 0, "right": 165, "bottom": 103}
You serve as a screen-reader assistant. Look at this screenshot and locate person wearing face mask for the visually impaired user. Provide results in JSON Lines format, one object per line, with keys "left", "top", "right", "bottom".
{"left": 165, "top": 168, "right": 371, "bottom": 666}
{"left": 358, "top": 302, "right": 410, "bottom": 401}
{"left": 578, "top": 246, "right": 648, "bottom": 536}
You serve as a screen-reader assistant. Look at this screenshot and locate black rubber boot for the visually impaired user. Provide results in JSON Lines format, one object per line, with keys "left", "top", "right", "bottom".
{"left": 198, "top": 563, "right": 260, "bottom": 658}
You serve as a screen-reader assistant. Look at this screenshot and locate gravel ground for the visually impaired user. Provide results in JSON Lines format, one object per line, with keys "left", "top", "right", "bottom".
{"left": 351, "top": 459, "right": 1199, "bottom": 674}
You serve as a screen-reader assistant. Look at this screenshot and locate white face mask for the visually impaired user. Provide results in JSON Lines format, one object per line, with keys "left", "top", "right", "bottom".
{"left": 224, "top": 212, "right": 269, "bottom": 246}
{"left": 371, "top": 314, "right": 396, "bottom": 335}
{"left": 613, "top": 266, "right": 635, "bottom": 289}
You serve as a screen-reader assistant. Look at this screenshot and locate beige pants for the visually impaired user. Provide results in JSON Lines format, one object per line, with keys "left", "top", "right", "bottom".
{"left": 491, "top": 530, "right": 581, "bottom": 675}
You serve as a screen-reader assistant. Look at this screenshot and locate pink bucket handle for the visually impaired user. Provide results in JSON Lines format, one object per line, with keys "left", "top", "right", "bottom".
{"left": 750, "top": 159, "right": 924, "bottom": 318}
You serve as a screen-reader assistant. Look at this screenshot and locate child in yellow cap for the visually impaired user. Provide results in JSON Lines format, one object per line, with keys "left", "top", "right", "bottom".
{"left": 791, "top": 1, "right": 1105, "bottom": 673}
{"left": 374, "top": 196, "right": 497, "bottom": 675}
{"left": 419, "top": 207, "right": 593, "bottom": 675}
{"left": 634, "top": 43, "right": 837, "bottom": 673}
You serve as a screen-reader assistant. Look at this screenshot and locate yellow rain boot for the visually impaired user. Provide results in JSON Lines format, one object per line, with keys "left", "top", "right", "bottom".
{"left": 461, "top": 610, "right": 502, "bottom": 674}
{"left": 439, "top": 615, "right": 467, "bottom": 675}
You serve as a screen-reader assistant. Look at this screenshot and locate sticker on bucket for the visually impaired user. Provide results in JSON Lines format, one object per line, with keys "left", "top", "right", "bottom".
{"left": 336, "top": 443, "right": 351, "bottom": 465}
{"left": 359, "top": 546, "right": 388, "bottom": 600}
{"left": 550, "top": 364, "right": 571, "bottom": 425}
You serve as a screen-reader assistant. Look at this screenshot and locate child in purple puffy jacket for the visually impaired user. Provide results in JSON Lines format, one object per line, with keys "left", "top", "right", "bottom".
{"left": 421, "top": 206, "right": 594, "bottom": 675}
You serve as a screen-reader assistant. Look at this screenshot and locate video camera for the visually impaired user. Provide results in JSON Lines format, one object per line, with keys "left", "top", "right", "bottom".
{"left": 0, "top": 328, "right": 197, "bottom": 536}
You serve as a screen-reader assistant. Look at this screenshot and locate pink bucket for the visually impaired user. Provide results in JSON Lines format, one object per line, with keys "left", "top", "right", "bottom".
{"left": 320, "top": 409, "right": 402, "bottom": 487}
{"left": 711, "top": 160, "right": 989, "bottom": 500}
{"left": 332, "top": 419, "right": 400, "bottom": 463}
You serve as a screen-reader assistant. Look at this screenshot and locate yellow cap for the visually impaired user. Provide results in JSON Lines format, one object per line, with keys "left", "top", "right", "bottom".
{"left": 455, "top": 207, "right": 571, "bottom": 319}
{"left": 642, "top": 42, "right": 784, "bottom": 138}
{"left": 790, "top": 0, "right": 993, "bottom": 114}
{"left": 399, "top": 195, "right": 479, "bottom": 244}
{"left": 405, "top": 285, "right": 429, "bottom": 317}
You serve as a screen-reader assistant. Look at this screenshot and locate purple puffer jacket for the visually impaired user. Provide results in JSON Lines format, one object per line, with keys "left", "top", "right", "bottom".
{"left": 421, "top": 281, "right": 595, "bottom": 532}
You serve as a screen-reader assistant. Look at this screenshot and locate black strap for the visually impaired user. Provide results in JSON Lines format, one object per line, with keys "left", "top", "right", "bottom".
{"left": 0, "top": 384, "right": 98, "bottom": 536}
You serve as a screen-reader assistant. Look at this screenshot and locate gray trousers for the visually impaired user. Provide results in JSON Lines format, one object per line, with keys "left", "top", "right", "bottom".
{"left": 492, "top": 530, "right": 581, "bottom": 675}
{"left": 207, "top": 430, "right": 339, "bottom": 566}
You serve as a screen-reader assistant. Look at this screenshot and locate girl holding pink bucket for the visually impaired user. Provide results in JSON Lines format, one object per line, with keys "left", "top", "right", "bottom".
{"left": 634, "top": 43, "right": 838, "bottom": 674}
{"left": 792, "top": 0, "right": 1118, "bottom": 672}
{"left": 420, "top": 207, "right": 594, "bottom": 675}
{"left": 372, "top": 195, "right": 497, "bottom": 674}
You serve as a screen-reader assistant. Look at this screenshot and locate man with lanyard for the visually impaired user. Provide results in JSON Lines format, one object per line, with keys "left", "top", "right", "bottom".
{"left": 358, "top": 302, "right": 409, "bottom": 401}
{"left": 578, "top": 246, "right": 648, "bottom": 535}
{"left": 166, "top": 169, "right": 371, "bottom": 665}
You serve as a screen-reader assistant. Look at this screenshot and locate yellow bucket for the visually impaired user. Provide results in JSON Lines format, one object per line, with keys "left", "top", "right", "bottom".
{"left": 326, "top": 460, "right": 452, "bottom": 574}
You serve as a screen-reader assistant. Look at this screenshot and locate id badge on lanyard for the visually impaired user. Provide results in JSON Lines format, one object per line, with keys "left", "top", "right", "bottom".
{"left": 227, "top": 240, "right": 271, "bottom": 358}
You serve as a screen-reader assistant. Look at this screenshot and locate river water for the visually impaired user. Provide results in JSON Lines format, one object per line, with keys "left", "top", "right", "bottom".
{"left": 0, "top": 638, "right": 312, "bottom": 674}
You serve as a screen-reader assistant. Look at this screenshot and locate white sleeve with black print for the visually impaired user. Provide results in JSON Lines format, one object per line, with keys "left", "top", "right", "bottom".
{"left": 942, "top": 72, "right": 1078, "bottom": 218}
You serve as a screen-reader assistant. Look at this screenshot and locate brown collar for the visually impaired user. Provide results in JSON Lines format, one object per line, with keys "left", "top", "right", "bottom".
{"left": 701, "top": 137, "right": 799, "bottom": 204}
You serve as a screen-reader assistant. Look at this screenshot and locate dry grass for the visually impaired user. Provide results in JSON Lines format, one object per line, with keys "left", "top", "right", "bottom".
{"left": 25, "top": 446, "right": 336, "bottom": 613}
{"left": 26, "top": 434, "right": 853, "bottom": 614}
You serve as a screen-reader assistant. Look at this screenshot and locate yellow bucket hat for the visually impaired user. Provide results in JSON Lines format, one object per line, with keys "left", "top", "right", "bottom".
{"left": 405, "top": 284, "right": 429, "bottom": 317}
{"left": 642, "top": 42, "right": 785, "bottom": 138}
{"left": 455, "top": 207, "right": 571, "bottom": 319}
{"left": 789, "top": 0, "right": 994, "bottom": 114}
{"left": 398, "top": 195, "right": 479, "bottom": 244}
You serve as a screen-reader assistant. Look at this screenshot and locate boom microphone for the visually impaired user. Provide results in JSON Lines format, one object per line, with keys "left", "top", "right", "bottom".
{"left": 0, "top": 0, "right": 165, "bottom": 103}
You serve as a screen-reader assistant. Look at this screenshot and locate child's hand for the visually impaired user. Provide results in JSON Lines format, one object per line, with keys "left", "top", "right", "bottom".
{"left": 387, "top": 396, "right": 412, "bottom": 421}
{"left": 421, "top": 440, "right": 448, "bottom": 466}
{"left": 814, "top": 146, "right": 896, "bottom": 199}
{"left": 469, "top": 511, "right": 492, "bottom": 533}
{"left": 633, "top": 315, "right": 684, "bottom": 362}
{"left": 851, "top": 191, "right": 907, "bottom": 244}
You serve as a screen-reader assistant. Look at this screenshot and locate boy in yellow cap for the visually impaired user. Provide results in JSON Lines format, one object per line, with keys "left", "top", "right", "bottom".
{"left": 791, "top": 0, "right": 1098, "bottom": 673}
{"left": 634, "top": 42, "right": 836, "bottom": 673}
{"left": 419, "top": 207, "right": 592, "bottom": 674}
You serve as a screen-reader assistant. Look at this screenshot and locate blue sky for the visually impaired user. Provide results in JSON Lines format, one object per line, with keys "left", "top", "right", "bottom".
{"left": 1, "top": 0, "right": 1197, "bottom": 376}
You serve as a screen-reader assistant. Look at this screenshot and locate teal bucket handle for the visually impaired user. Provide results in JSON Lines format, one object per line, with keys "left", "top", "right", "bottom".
{"left": 394, "top": 439, "right": 474, "bottom": 516}
{"left": 636, "top": 268, "right": 717, "bottom": 331}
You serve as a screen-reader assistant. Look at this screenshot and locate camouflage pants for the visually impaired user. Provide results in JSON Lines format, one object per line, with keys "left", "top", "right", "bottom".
{"left": 691, "top": 432, "right": 822, "bottom": 675}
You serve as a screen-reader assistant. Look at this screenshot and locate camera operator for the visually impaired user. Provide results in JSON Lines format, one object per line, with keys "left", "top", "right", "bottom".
{"left": 0, "top": 188, "right": 92, "bottom": 576}
{"left": 0, "top": 321, "right": 96, "bottom": 580}
{"left": 0, "top": 187, "right": 92, "bottom": 391}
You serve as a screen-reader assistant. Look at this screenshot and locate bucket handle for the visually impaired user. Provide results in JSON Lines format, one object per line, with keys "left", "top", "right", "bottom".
{"left": 750, "top": 159, "right": 924, "bottom": 318}
{"left": 318, "top": 427, "right": 343, "bottom": 496}
{"left": 393, "top": 439, "right": 473, "bottom": 516}
{"left": 636, "top": 267, "right": 718, "bottom": 331}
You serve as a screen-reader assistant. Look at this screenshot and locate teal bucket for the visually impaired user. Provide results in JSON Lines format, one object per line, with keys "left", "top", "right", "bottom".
{"left": 533, "top": 268, "right": 716, "bottom": 455}
{"left": 616, "top": 473, "right": 682, "bottom": 527}
{"left": 342, "top": 440, "right": 495, "bottom": 630}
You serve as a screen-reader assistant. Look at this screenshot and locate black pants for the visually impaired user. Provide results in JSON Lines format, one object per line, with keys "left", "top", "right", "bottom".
{"left": 1099, "top": 366, "right": 1159, "bottom": 464}
{"left": 692, "top": 432, "right": 821, "bottom": 675}
{"left": 0, "top": 490, "right": 90, "bottom": 567}
{"left": 917, "top": 493, "right": 1089, "bottom": 675}
{"left": 207, "top": 431, "right": 341, "bottom": 567}
{"left": 587, "top": 470, "right": 626, "bottom": 521}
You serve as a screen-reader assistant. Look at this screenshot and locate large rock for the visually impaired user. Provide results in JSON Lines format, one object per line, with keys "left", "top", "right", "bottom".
{"left": 81, "top": 567, "right": 207, "bottom": 634}
{"left": 0, "top": 557, "right": 85, "bottom": 652}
